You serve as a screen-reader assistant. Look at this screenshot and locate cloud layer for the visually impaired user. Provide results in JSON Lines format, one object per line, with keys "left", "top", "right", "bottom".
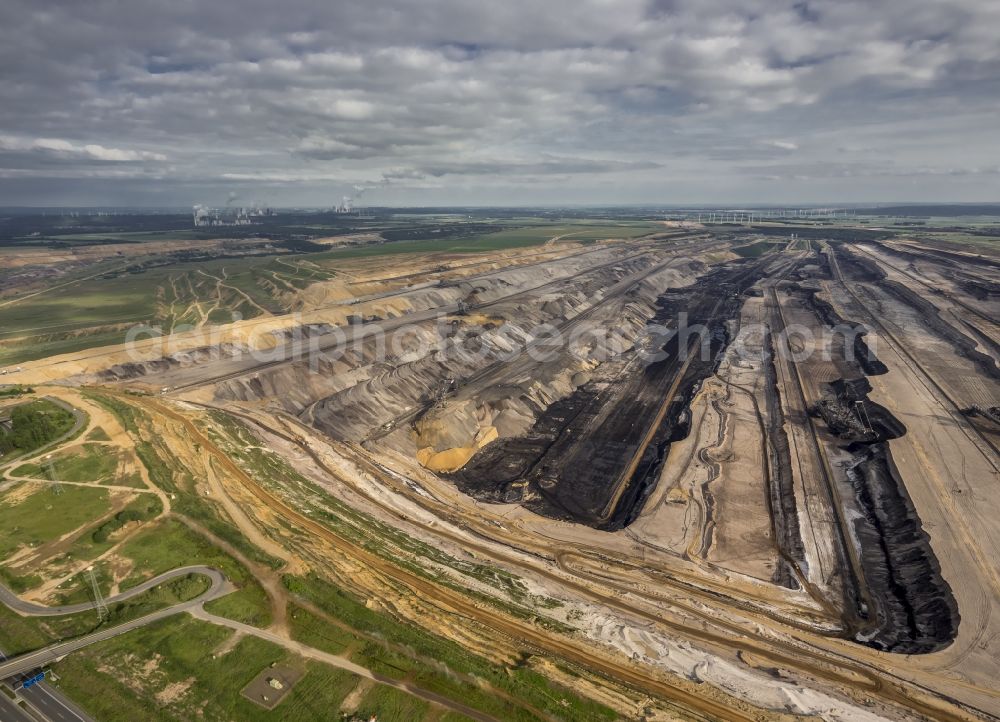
{"left": 1, "top": 0, "right": 998, "bottom": 205}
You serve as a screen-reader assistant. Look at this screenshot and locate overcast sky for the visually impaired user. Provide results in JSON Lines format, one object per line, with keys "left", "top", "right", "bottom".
{"left": 1, "top": 0, "right": 999, "bottom": 207}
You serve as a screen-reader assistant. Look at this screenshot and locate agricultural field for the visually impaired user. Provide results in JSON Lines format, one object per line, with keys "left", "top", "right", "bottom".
{"left": 0, "top": 214, "right": 667, "bottom": 366}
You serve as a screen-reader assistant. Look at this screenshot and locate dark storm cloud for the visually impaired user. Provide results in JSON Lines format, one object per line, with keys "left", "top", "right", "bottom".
{"left": 0, "top": 0, "right": 998, "bottom": 205}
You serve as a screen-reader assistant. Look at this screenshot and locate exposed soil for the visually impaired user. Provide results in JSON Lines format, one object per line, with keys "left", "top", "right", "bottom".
{"left": 761, "top": 329, "right": 807, "bottom": 588}
{"left": 451, "top": 259, "right": 771, "bottom": 529}
{"left": 806, "top": 250, "right": 960, "bottom": 651}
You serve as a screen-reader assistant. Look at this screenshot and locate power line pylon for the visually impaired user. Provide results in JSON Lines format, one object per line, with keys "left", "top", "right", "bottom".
{"left": 87, "top": 567, "right": 109, "bottom": 622}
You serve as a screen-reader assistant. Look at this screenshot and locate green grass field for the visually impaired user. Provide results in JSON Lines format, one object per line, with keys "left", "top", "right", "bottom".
{"left": 47, "top": 616, "right": 365, "bottom": 722}
{"left": 0, "top": 483, "right": 110, "bottom": 560}
{"left": 285, "top": 574, "right": 615, "bottom": 722}
{"left": 0, "top": 573, "right": 211, "bottom": 656}
{"left": 355, "top": 684, "right": 430, "bottom": 722}
{"left": 116, "top": 517, "right": 264, "bottom": 590}
{"left": 13, "top": 443, "right": 121, "bottom": 483}
{"left": 203, "top": 582, "right": 273, "bottom": 628}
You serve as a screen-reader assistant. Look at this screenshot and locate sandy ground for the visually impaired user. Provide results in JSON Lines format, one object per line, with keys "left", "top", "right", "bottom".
{"left": 824, "top": 275, "right": 1000, "bottom": 716}
{"left": 7, "top": 236, "right": 1000, "bottom": 721}
{"left": 0, "top": 386, "right": 169, "bottom": 604}
{"left": 1, "top": 243, "right": 599, "bottom": 386}
{"left": 631, "top": 296, "right": 786, "bottom": 585}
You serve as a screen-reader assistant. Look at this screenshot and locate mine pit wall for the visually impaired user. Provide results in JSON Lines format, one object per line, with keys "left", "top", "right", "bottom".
{"left": 889, "top": 240, "right": 1000, "bottom": 271}
{"left": 98, "top": 342, "right": 252, "bottom": 382}
{"left": 796, "top": 258, "right": 959, "bottom": 652}
{"left": 864, "top": 240, "right": 1000, "bottom": 306}
{"left": 842, "top": 244, "right": 1000, "bottom": 380}
{"left": 209, "top": 247, "right": 665, "bottom": 414}
{"left": 95, "top": 245, "right": 639, "bottom": 390}
{"left": 881, "top": 279, "right": 1000, "bottom": 380}
{"left": 408, "top": 260, "right": 702, "bottom": 470}
{"left": 305, "top": 253, "right": 676, "bottom": 448}
{"left": 450, "top": 257, "right": 773, "bottom": 529}
{"left": 833, "top": 245, "right": 1000, "bottom": 442}
{"left": 955, "top": 275, "right": 1000, "bottom": 302}
{"left": 219, "top": 322, "right": 452, "bottom": 414}
{"left": 760, "top": 329, "right": 808, "bottom": 589}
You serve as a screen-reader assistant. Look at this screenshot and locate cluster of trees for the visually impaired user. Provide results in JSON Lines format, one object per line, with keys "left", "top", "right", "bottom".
{"left": 0, "top": 402, "right": 74, "bottom": 455}
{"left": 92, "top": 499, "right": 160, "bottom": 543}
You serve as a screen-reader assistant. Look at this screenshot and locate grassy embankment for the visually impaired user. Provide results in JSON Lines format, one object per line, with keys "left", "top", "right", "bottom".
{"left": 206, "top": 411, "right": 617, "bottom": 722}
{"left": 3, "top": 393, "right": 617, "bottom": 720}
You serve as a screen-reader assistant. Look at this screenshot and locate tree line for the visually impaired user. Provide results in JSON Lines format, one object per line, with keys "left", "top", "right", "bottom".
{"left": 0, "top": 401, "right": 74, "bottom": 455}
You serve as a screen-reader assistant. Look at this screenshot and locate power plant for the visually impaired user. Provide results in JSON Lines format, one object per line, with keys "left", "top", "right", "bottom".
{"left": 336, "top": 180, "right": 387, "bottom": 214}
{"left": 192, "top": 204, "right": 273, "bottom": 227}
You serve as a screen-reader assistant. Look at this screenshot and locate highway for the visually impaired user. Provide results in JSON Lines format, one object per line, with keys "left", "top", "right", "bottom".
{"left": 1, "top": 647, "right": 94, "bottom": 722}
{"left": 0, "top": 566, "right": 230, "bottom": 680}
{"left": 0, "top": 686, "right": 35, "bottom": 722}
{"left": 11, "top": 682, "right": 93, "bottom": 722}
{"left": 0, "top": 397, "right": 98, "bottom": 722}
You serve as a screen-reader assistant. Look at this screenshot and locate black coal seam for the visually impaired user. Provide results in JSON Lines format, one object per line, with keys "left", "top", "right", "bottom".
{"left": 803, "top": 249, "right": 960, "bottom": 653}
{"left": 762, "top": 328, "right": 807, "bottom": 588}
{"left": 600, "top": 259, "right": 773, "bottom": 530}
{"left": 808, "top": 292, "right": 888, "bottom": 376}
{"left": 843, "top": 440, "right": 960, "bottom": 653}
{"left": 450, "top": 258, "right": 771, "bottom": 528}
{"left": 602, "top": 320, "right": 730, "bottom": 531}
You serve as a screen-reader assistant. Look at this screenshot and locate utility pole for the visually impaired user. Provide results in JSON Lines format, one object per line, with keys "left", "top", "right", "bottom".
{"left": 44, "top": 458, "right": 63, "bottom": 495}
{"left": 87, "top": 567, "right": 109, "bottom": 622}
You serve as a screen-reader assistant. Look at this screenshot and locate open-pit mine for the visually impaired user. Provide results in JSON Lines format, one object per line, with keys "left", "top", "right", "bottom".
{"left": 2, "top": 210, "right": 999, "bottom": 722}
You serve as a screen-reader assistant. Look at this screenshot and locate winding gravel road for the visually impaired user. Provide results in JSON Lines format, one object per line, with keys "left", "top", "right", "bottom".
{"left": 0, "top": 566, "right": 230, "bottom": 679}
